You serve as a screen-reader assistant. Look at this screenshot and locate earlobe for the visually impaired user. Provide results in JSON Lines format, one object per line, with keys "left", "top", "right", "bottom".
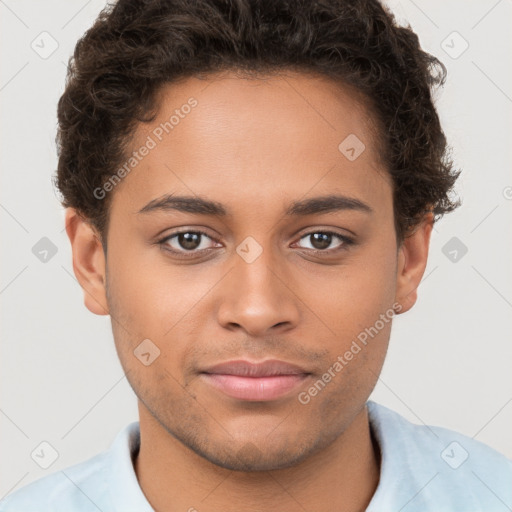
{"left": 394, "top": 213, "right": 434, "bottom": 314}
{"left": 64, "top": 208, "right": 109, "bottom": 316}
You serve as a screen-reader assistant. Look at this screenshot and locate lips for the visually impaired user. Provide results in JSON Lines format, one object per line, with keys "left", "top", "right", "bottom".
{"left": 200, "top": 359, "right": 311, "bottom": 401}
{"left": 202, "top": 359, "right": 309, "bottom": 377}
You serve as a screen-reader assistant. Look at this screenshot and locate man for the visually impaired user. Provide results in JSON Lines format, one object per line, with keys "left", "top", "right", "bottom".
{"left": 1, "top": 0, "right": 510, "bottom": 511}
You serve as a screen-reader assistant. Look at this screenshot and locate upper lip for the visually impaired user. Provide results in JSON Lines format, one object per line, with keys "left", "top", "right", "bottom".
{"left": 201, "top": 359, "right": 310, "bottom": 377}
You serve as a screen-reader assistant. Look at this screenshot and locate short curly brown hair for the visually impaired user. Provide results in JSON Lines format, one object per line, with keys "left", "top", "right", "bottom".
{"left": 55, "top": 0, "right": 460, "bottom": 246}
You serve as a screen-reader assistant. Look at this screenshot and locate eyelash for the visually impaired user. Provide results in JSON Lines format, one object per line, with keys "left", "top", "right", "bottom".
{"left": 157, "top": 229, "right": 355, "bottom": 259}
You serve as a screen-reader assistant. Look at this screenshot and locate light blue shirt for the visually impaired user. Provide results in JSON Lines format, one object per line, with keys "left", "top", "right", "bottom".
{"left": 1, "top": 401, "right": 511, "bottom": 511}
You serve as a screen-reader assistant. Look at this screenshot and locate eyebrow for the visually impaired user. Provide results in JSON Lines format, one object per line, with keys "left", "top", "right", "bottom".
{"left": 137, "top": 194, "right": 373, "bottom": 217}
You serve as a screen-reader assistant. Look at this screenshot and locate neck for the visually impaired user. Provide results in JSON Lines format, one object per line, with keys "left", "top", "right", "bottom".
{"left": 134, "top": 404, "right": 380, "bottom": 512}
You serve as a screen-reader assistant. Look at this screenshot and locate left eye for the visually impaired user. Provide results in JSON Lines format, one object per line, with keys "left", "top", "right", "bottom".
{"left": 295, "top": 231, "right": 350, "bottom": 252}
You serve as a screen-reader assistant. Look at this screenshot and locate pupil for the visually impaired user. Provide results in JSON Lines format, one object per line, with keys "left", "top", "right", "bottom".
{"left": 311, "top": 233, "right": 331, "bottom": 250}
{"left": 179, "top": 232, "right": 201, "bottom": 250}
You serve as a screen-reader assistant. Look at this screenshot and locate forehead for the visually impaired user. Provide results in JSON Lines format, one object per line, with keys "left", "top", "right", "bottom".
{"left": 112, "top": 70, "right": 391, "bottom": 217}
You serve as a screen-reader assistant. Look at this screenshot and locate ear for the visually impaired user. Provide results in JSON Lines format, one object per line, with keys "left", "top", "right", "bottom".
{"left": 394, "top": 212, "right": 434, "bottom": 314}
{"left": 64, "top": 208, "right": 109, "bottom": 316}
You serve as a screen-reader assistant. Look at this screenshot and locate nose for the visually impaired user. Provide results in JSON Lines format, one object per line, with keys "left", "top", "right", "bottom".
{"left": 216, "top": 246, "right": 301, "bottom": 337}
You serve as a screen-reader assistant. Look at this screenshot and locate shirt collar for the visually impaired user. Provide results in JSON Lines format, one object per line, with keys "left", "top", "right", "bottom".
{"left": 107, "top": 421, "right": 154, "bottom": 512}
{"left": 107, "top": 402, "right": 451, "bottom": 511}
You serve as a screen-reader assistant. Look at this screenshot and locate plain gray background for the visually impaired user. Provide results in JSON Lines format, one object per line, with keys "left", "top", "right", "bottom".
{"left": 1, "top": 0, "right": 511, "bottom": 497}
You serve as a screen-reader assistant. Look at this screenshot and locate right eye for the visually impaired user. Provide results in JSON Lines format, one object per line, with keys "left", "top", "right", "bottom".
{"left": 158, "top": 230, "right": 221, "bottom": 258}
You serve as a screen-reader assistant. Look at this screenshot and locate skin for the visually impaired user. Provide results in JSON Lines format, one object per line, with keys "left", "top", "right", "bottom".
{"left": 65, "top": 70, "right": 433, "bottom": 512}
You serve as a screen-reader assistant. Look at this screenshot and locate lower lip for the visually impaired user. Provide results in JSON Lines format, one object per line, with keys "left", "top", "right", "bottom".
{"left": 200, "top": 373, "right": 310, "bottom": 401}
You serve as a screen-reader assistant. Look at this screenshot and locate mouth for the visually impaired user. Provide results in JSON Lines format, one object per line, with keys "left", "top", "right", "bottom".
{"left": 199, "top": 359, "right": 312, "bottom": 401}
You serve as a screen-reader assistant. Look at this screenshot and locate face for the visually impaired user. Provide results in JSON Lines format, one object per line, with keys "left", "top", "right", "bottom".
{"left": 68, "top": 70, "right": 431, "bottom": 471}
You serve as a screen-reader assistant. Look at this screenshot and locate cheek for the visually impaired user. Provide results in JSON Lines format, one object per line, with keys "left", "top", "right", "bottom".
{"left": 306, "top": 238, "right": 397, "bottom": 341}
{"left": 105, "top": 243, "right": 219, "bottom": 375}
{"left": 106, "top": 242, "right": 191, "bottom": 329}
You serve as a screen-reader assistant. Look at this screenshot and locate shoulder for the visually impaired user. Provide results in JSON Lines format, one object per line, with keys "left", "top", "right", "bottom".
{"left": 0, "top": 451, "right": 111, "bottom": 512}
{"left": 367, "top": 401, "right": 512, "bottom": 512}
{"left": 0, "top": 422, "right": 142, "bottom": 512}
